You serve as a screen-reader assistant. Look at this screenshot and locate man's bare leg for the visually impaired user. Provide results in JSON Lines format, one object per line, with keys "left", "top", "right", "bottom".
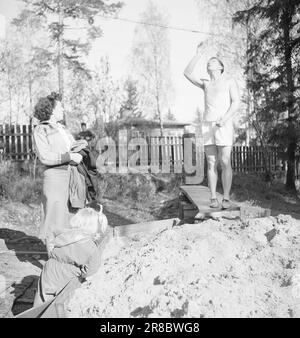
{"left": 205, "top": 145, "right": 218, "bottom": 203}
{"left": 218, "top": 146, "right": 233, "bottom": 201}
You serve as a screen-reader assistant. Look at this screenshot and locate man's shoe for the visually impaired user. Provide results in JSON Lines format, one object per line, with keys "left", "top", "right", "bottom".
{"left": 210, "top": 198, "right": 220, "bottom": 209}
{"left": 222, "top": 199, "right": 231, "bottom": 210}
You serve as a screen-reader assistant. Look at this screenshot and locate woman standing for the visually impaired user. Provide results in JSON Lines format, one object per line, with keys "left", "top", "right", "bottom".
{"left": 33, "top": 92, "right": 82, "bottom": 252}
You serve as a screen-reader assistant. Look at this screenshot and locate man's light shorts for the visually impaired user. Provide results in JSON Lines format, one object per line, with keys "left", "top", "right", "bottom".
{"left": 202, "top": 121, "right": 234, "bottom": 147}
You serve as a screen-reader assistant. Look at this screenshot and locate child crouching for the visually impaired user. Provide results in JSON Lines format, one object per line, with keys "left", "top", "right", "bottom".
{"left": 34, "top": 204, "right": 109, "bottom": 306}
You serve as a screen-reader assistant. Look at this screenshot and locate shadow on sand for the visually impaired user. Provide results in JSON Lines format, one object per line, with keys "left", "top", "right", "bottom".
{"left": 0, "top": 229, "right": 46, "bottom": 270}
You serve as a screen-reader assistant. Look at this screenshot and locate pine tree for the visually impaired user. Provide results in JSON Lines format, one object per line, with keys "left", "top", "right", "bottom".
{"left": 16, "top": 0, "right": 123, "bottom": 100}
{"left": 234, "top": 0, "right": 300, "bottom": 190}
{"left": 165, "top": 108, "right": 176, "bottom": 122}
{"left": 120, "top": 78, "right": 142, "bottom": 119}
{"left": 193, "top": 108, "right": 203, "bottom": 126}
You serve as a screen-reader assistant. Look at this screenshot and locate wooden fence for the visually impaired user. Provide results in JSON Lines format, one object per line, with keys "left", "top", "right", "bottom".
{"left": 0, "top": 124, "right": 34, "bottom": 161}
{"left": 231, "top": 146, "right": 284, "bottom": 173}
{"left": 97, "top": 136, "right": 285, "bottom": 174}
{"left": 0, "top": 125, "right": 286, "bottom": 174}
{"left": 145, "top": 138, "right": 285, "bottom": 174}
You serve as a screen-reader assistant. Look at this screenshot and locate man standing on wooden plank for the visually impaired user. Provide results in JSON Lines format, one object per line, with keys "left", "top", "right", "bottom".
{"left": 184, "top": 43, "right": 240, "bottom": 209}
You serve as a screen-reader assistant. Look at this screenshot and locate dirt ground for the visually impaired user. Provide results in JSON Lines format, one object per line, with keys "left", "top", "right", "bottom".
{"left": 0, "top": 191, "right": 172, "bottom": 317}
{"left": 1, "top": 174, "right": 300, "bottom": 318}
{"left": 67, "top": 215, "right": 300, "bottom": 318}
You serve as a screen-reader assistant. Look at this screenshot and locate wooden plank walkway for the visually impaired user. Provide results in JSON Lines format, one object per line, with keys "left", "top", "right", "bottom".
{"left": 114, "top": 218, "right": 180, "bottom": 238}
{"left": 180, "top": 185, "right": 241, "bottom": 220}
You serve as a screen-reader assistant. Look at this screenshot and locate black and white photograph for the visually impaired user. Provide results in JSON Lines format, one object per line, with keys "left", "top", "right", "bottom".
{"left": 0, "top": 0, "right": 300, "bottom": 321}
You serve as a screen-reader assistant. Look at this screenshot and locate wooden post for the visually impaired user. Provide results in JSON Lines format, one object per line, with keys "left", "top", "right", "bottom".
{"left": 182, "top": 125, "right": 204, "bottom": 185}
{"left": 22, "top": 125, "right": 26, "bottom": 160}
{"left": 150, "top": 137, "right": 160, "bottom": 174}
{"left": 16, "top": 124, "right": 21, "bottom": 161}
{"left": 242, "top": 146, "right": 246, "bottom": 173}
{"left": 6, "top": 124, "right": 11, "bottom": 161}
{"left": 174, "top": 136, "right": 183, "bottom": 174}
{"left": 28, "top": 124, "right": 33, "bottom": 159}
{"left": 161, "top": 137, "right": 171, "bottom": 174}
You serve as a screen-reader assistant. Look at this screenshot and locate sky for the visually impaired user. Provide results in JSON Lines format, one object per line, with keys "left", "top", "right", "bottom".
{"left": 0, "top": 0, "right": 211, "bottom": 123}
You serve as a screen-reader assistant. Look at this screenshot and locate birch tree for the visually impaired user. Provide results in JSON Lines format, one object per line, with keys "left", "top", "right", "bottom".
{"left": 130, "top": 1, "right": 173, "bottom": 136}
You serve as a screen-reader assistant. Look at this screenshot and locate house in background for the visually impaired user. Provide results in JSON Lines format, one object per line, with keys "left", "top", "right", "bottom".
{"left": 118, "top": 117, "right": 191, "bottom": 138}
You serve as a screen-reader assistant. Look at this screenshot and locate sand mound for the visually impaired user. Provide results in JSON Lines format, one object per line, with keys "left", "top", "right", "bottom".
{"left": 67, "top": 215, "right": 300, "bottom": 318}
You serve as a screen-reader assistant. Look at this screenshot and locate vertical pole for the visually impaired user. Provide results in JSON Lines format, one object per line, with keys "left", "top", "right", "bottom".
{"left": 58, "top": 0, "right": 64, "bottom": 101}
{"left": 29, "top": 80, "right": 33, "bottom": 125}
{"left": 245, "top": 3, "right": 251, "bottom": 147}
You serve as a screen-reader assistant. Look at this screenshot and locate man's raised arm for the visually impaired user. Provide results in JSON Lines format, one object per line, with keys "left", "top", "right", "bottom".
{"left": 184, "top": 42, "right": 206, "bottom": 89}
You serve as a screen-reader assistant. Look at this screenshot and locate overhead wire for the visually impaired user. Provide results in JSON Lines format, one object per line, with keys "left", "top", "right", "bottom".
{"left": 65, "top": 14, "right": 226, "bottom": 38}
{"left": 97, "top": 14, "right": 222, "bottom": 37}
{"left": 64, "top": 15, "right": 236, "bottom": 61}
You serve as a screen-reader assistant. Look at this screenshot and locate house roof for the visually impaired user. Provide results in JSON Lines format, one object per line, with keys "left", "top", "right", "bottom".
{"left": 118, "top": 117, "right": 190, "bottom": 128}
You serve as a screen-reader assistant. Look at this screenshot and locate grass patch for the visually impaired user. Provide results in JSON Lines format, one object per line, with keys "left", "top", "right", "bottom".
{"left": 0, "top": 161, "right": 42, "bottom": 204}
{"left": 1, "top": 161, "right": 182, "bottom": 206}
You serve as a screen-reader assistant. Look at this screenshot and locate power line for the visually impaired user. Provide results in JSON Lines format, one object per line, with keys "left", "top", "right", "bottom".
{"left": 98, "top": 15, "right": 218, "bottom": 35}
{"left": 66, "top": 14, "right": 223, "bottom": 37}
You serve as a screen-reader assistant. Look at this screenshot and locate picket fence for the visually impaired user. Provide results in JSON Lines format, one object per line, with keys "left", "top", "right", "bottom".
{"left": 0, "top": 124, "right": 287, "bottom": 174}
{"left": 0, "top": 124, "right": 34, "bottom": 161}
